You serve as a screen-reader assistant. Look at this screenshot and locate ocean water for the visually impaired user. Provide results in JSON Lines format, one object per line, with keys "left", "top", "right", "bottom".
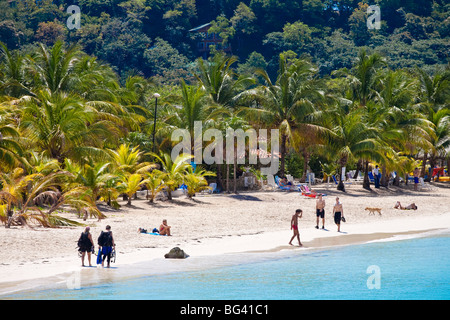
{"left": 4, "top": 229, "right": 450, "bottom": 300}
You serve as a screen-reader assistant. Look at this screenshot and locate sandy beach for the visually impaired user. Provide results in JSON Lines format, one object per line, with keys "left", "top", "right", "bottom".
{"left": 1, "top": 182, "right": 449, "bottom": 296}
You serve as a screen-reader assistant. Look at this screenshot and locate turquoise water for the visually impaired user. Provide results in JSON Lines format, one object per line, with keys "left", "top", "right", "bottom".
{"left": 4, "top": 230, "right": 450, "bottom": 300}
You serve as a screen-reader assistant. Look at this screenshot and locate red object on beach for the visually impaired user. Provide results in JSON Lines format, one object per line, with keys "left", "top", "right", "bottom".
{"left": 432, "top": 167, "right": 444, "bottom": 176}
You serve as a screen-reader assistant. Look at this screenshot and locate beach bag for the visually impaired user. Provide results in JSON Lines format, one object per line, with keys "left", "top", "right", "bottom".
{"left": 98, "top": 231, "right": 112, "bottom": 246}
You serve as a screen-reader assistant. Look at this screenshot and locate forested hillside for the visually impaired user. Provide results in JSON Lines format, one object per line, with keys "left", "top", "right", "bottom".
{"left": 1, "top": 0, "right": 448, "bottom": 82}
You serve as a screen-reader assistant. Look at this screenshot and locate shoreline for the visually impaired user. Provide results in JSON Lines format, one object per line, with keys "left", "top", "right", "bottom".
{"left": 1, "top": 187, "right": 450, "bottom": 297}
{"left": 1, "top": 216, "right": 449, "bottom": 297}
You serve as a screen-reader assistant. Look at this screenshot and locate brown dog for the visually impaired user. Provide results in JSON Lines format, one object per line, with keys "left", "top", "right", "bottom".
{"left": 365, "top": 207, "right": 382, "bottom": 216}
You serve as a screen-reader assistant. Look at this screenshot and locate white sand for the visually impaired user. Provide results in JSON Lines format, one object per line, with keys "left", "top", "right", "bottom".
{"left": 1, "top": 182, "right": 449, "bottom": 295}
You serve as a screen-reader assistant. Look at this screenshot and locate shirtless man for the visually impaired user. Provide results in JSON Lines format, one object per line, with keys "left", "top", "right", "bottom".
{"left": 315, "top": 194, "right": 325, "bottom": 229}
{"left": 159, "top": 219, "right": 171, "bottom": 236}
{"left": 289, "top": 209, "right": 303, "bottom": 246}
{"left": 332, "top": 197, "right": 345, "bottom": 232}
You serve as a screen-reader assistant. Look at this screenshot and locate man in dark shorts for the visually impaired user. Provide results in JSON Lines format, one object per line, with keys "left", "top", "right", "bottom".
{"left": 332, "top": 197, "right": 345, "bottom": 232}
{"left": 315, "top": 194, "right": 325, "bottom": 229}
{"left": 289, "top": 209, "right": 303, "bottom": 246}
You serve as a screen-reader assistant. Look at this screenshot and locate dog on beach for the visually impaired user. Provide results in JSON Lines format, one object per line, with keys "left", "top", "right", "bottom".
{"left": 365, "top": 207, "right": 382, "bottom": 216}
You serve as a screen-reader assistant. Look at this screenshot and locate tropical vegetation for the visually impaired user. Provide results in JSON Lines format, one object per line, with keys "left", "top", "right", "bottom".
{"left": 0, "top": 0, "right": 448, "bottom": 228}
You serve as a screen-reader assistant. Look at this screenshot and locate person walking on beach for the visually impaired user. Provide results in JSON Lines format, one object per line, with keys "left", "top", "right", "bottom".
{"left": 98, "top": 225, "right": 115, "bottom": 268}
{"left": 315, "top": 194, "right": 325, "bottom": 229}
{"left": 78, "top": 226, "right": 94, "bottom": 267}
{"left": 289, "top": 209, "right": 303, "bottom": 246}
{"left": 333, "top": 197, "right": 345, "bottom": 232}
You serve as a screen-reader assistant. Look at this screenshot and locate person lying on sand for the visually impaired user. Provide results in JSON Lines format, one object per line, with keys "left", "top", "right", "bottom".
{"left": 394, "top": 201, "right": 418, "bottom": 210}
{"left": 159, "top": 219, "right": 171, "bottom": 236}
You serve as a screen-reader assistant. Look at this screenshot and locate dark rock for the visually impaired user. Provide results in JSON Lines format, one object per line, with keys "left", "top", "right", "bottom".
{"left": 164, "top": 247, "right": 189, "bottom": 259}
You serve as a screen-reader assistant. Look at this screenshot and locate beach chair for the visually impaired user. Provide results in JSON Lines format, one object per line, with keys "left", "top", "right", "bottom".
{"left": 207, "top": 183, "right": 218, "bottom": 194}
{"left": 368, "top": 172, "right": 375, "bottom": 184}
{"left": 332, "top": 175, "right": 338, "bottom": 185}
{"left": 275, "top": 176, "right": 293, "bottom": 191}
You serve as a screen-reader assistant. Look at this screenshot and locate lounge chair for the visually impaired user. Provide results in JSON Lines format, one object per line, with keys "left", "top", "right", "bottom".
{"left": 332, "top": 175, "right": 338, "bottom": 185}
{"left": 275, "top": 176, "right": 295, "bottom": 191}
{"left": 368, "top": 172, "right": 375, "bottom": 184}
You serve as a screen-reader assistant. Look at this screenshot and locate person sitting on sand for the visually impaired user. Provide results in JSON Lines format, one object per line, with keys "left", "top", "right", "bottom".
{"left": 394, "top": 201, "right": 418, "bottom": 210}
{"left": 159, "top": 219, "right": 171, "bottom": 236}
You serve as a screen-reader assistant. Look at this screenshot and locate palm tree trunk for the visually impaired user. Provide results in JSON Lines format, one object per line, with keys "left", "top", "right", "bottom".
{"left": 233, "top": 147, "right": 237, "bottom": 194}
{"left": 380, "top": 164, "right": 388, "bottom": 188}
{"left": 363, "top": 160, "right": 371, "bottom": 190}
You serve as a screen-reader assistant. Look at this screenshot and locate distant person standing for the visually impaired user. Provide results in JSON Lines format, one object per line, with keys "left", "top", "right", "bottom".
{"left": 315, "top": 194, "right": 325, "bottom": 229}
{"left": 413, "top": 168, "right": 420, "bottom": 191}
{"left": 289, "top": 209, "right": 303, "bottom": 246}
{"left": 333, "top": 197, "right": 345, "bottom": 232}
{"left": 373, "top": 165, "right": 380, "bottom": 188}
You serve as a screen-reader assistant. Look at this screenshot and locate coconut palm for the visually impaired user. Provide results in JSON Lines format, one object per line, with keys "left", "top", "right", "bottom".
{"left": 0, "top": 42, "right": 32, "bottom": 97}
{"left": 195, "top": 53, "right": 254, "bottom": 108}
{"left": 118, "top": 173, "right": 146, "bottom": 206}
{"left": 108, "top": 143, "right": 155, "bottom": 175}
{"left": 323, "top": 101, "right": 385, "bottom": 191}
{"left": 0, "top": 123, "right": 23, "bottom": 169}
{"left": 415, "top": 66, "right": 450, "bottom": 179}
{"left": 19, "top": 89, "right": 119, "bottom": 163}
{"left": 244, "top": 53, "right": 325, "bottom": 177}
{"left": 0, "top": 168, "right": 87, "bottom": 228}
{"left": 148, "top": 152, "right": 192, "bottom": 200}
{"left": 184, "top": 166, "right": 216, "bottom": 198}
{"left": 142, "top": 169, "right": 165, "bottom": 203}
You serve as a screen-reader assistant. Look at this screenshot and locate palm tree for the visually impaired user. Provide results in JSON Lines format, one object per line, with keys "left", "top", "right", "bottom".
{"left": 373, "top": 69, "right": 434, "bottom": 187}
{"left": 149, "top": 152, "right": 192, "bottom": 200}
{"left": 142, "top": 169, "right": 165, "bottom": 203}
{"left": 0, "top": 123, "right": 23, "bottom": 169}
{"left": 0, "top": 168, "right": 87, "bottom": 228}
{"left": 0, "top": 42, "right": 32, "bottom": 97}
{"left": 108, "top": 143, "right": 155, "bottom": 175}
{"left": 195, "top": 53, "right": 254, "bottom": 108}
{"left": 184, "top": 166, "right": 216, "bottom": 198}
{"left": 19, "top": 89, "right": 119, "bottom": 163}
{"left": 245, "top": 53, "right": 325, "bottom": 177}
{"left": 323, "top": 101, "right": 385, "bottom": 191}
{"left": 340, "top": 49, "right": 386, "bottom": 108}
{"left": 27, "top": 40, "right": 81, "bottom": 94}
{"left": 118, "top": 173, "right": 145, "bottom": 206}
{"left": 416, "top": 66, "right": 450, "bottom": 179}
